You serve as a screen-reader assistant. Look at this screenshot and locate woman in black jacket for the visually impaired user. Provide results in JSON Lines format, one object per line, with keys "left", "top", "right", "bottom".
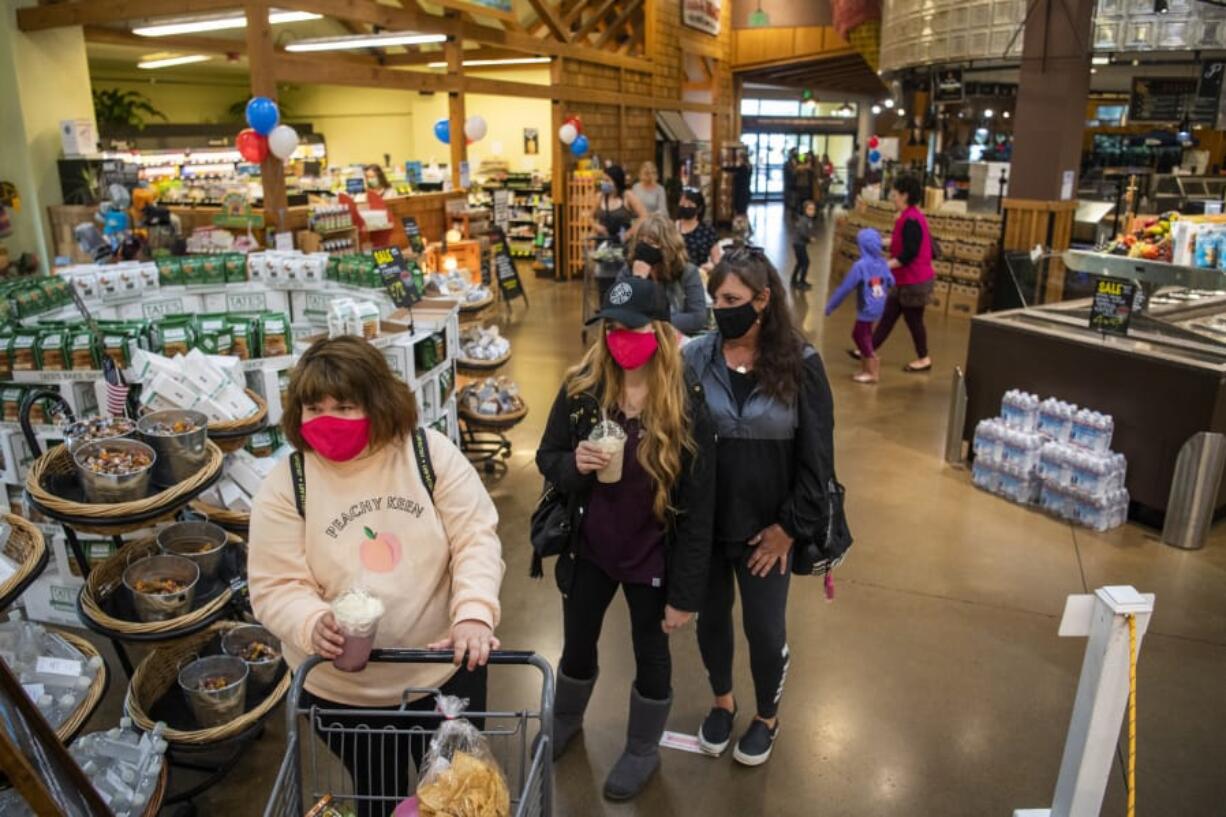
{"left": 682, "top": 247, "right": 836, "bottom": 767}
{"left": 536, "top": 276, "right": 716, "bottom": 801}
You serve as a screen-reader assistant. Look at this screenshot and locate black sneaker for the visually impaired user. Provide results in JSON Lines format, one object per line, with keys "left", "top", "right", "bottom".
{"left": 697, "top": 705, "right": 736, "bottom": 756}
{"left": 732, "top": 719, "right": 779, "bottom": 766}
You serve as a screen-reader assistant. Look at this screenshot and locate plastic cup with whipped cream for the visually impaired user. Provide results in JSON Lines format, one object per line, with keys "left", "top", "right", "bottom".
{"left": 330, "top": 588, "right": 385, "bottom": 672}
{"left": 589, "top": 420, "right": 628, "bottom": 484}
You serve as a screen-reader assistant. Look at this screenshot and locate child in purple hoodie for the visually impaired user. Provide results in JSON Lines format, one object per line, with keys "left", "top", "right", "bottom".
{"left": 825, "top": 228, "right": 894, "bottom": 383}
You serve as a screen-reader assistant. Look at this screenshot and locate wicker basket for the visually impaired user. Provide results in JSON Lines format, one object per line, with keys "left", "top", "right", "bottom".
{"left": 458, "top": 291, "right": 495, "bottom": 313}
{"left": 207, "top": 390, "right": 268, "bottom": 453}
{"left": 125, "top": 620, "right": 290, "bottom": 746}
{"left": 80, "top": 532, "right": 242, "bottom": 637}
{"left": 0, "top": 514, "right": 48, "bottom": 607}
{"left": 142, "top": 761, "right": 170, "bottom": 816}
{"left": 25, "top": 441, "right": 224, "bottom": 535}
{"left": 189, "top": 499, "right": 251, "bottom": 534}
{"left": 459, "top": 403, "right": 528, "bottom": 430}
{"left": 54, "top": 629, "right": 109, "bottom": 743}
{"left": 457, "top": 350, "right": 511, "bottom": 372}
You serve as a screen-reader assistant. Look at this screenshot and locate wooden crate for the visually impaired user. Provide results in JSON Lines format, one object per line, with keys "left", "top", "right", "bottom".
{"left": 565, "top": 174, "right": 598, "bottom": 281}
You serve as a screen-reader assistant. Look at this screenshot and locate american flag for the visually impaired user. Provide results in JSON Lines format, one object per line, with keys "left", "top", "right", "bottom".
{"left": 101, "top": 357, "right": 129, "bottom": 419}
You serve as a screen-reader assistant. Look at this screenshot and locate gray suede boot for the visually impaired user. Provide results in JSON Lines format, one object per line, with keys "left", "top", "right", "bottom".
{"left": 552, "top": 671, "right": 597, "bottom": 760}
{"left": 602, "top": 688, "right": 672, "bottom": 801}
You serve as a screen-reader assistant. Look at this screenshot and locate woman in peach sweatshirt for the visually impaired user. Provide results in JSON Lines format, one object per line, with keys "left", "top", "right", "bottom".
{"left": 248, "top": 336, "right": 505, "bottom": 816}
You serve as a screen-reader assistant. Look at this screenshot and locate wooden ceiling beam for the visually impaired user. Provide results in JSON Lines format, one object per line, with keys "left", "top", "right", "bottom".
{"left": 592, "top": 0, "right": 641, "bottom": 49}
{"left": 560, "top": 0, "right": 590, "bottom": 27}
{"left": 526, "top": 0, "right": 568, "bottom": 41}
{"left": 20, "top": 0, "right": 243, "bottom": 30}
{"left": 572, "top": 0, "right": 618, "bottom": 41}
{"left": 380, "top": 45, "right": 519, "bottom": 65}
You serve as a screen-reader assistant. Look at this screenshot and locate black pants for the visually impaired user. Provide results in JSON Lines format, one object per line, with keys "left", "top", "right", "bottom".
{"left": 560, "top": 556, "right": 671, "bottom": 701}
{"left": 302, "top": 666, "right": 488, "bottom": 817}
{"left": 872, "top": 294, "right": 929, "bottom": 358}
{"left": 697, "top": 547, "right": 791, "bottom": 719}
{"left": 792, "top": 243, "right": 810, "bottom": 283}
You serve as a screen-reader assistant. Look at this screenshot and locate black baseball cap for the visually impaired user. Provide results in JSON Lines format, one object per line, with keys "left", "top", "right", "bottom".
{"left": 586, "top": 277, "right": 670, "bottom": 328}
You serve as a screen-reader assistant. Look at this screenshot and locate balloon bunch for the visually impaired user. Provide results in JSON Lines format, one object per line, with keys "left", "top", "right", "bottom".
{"left": 867, "top": 135, "right": 882, "bottom": 169}
{"left": 434, "top": 115, "right": 489, "bottom": 145}
{"left": 236, "top": 96, "right": 301, "bottom": 163}
{"left": 557, "top": 115, "right": 588, "bottom": 157}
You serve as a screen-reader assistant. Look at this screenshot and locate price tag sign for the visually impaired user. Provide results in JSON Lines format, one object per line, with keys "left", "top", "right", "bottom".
{"left": 36, "top": 656, "right": 82, "bottom": 676}
{"left": 494, "top": 233, "right": 525, "bottom": 304}
{"left": 1089, "top": 277, "right": 1136, "bottom": 336}
{"left": 372, "top": 246, "right": 422, "bottom": 308}
{"left": 345, "top": 177, "right": 366, "bottom": 195}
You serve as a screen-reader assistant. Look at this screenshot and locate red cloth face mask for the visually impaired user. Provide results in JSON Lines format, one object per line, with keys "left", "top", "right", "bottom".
{"left": 606, "top": 329, "right": 659, "bottom": 370}
{"left": 300, "top": 415, "right": 371, "bottom": 462}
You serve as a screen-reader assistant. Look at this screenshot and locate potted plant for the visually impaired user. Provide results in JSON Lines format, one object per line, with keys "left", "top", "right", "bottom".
{"left": 91, "top": 88, "right": 167, "bottom": 129}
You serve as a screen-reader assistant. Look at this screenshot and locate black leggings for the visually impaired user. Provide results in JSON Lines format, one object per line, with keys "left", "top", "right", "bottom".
{"left": 560, "top": 556, "right": 671, "bottom": 701}
{"left": 872, "top": 293, "right": 929, "bottom": 358}
{"left": 697, "top": 547, "right": 791, "bottom": 719}
{"left": 792, "top": 242, "right": 810, "bottom": 283}
{"left": 302, "top": 666, "right": 488, "bottom": 817}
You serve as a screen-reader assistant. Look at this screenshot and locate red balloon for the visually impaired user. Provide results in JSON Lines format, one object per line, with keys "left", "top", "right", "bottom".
{"left": 236, "top": 128, "right": 269, "bottom": 163}
{"left": 868, "top": 136, "right": 880, "bottom": 149}
{"left": 564, "top": 115, "right": 583, "bottom": 134}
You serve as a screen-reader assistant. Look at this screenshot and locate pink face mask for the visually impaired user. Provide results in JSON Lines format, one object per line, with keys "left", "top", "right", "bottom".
{"left": 605, "top": 329, "right": 659, "bottom": 370}
{"left": 300, "top": 415, "right": 371, "bottom": 462}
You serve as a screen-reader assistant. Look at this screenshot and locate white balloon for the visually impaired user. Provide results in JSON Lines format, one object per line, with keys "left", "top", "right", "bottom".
{"left": 267, "top": 124, "right": 300, "bottom": 160}
{"left": 558, "top": 123, "right": 577, "bottom": 145}
{"left": 464, "top": 115, "right": 487, "bottom": 142}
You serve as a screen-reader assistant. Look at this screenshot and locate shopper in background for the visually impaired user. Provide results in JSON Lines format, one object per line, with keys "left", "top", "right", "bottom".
{"left": 592, "top": 164, "right": 645, "bottom": 243}
{"left": 676, "top": 187, "right": 718, "bottom": 272}
{"left": 826, "top": 227, "right": 895, "bottom": 384}
{"left": 537, "top": 276, "right": 715, "bottom": 801}
{"left": 249, "top": 336, "right": 504, "bottom": 817}
{"left": 683, "top": 247, "right": 836, "bottom": 768}
{"left": 632, "top": 161, "right": 669, "bottom": 217}
{"left": 727, "top": 149, "right": 753, "bottom": 217}
{"left": 783, "top": 149, "right": 799, "bottom": 215}
{"left": 791, "top": 199, "right": 819, "bottom": 291}
{"left": 857, "top": 174, "right": 935, "bottom": 373}
{"left": 363, "top": 164, "right": 392, "bottom": 196}
{"left": 621, "top": 213, "right": 709, "bottom": 335}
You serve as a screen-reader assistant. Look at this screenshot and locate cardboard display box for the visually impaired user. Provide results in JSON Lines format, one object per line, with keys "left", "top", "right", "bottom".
{"left": 947, "top": 283, "right": 990, "bottom": 319}
{"left": 930, "top": 278, "right": 952, "bottom": 315}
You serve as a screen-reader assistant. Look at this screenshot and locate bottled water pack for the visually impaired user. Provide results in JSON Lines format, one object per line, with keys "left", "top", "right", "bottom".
{"left": 973, "top": 419, "right": 1043, "bottom": 472}
{"left": 0, "top": 613, "right": 102, "bottom": 731}
{"left": 1038, "top": 483, "right": 1130, "bottom": 532}
{"left": 1000, "top": 390, "right": 1040, "bottom": 432}
{"left": 1037, "top": 398, "right": 1077, "bottom": 442}
{"left": 1069, "top": 409, "right": 1115, "bottom": 453}
{"left": 1037, "top": 443, "right": 1127, "bottom": 494}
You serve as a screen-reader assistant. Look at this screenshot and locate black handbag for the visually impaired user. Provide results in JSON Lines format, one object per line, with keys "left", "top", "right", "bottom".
{"left": 529, "top": 481, "right": 573, "bottom": 578}
{"left": 792, "top": 477, "right": 854, "bottom": 576}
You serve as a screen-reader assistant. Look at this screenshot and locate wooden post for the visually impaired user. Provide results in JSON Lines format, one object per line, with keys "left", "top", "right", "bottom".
{"left": 710, "top": 59, "right": 721, "bottom": 219}
{"left": 551, "top": 57, "right": 568, "bottom": 277}
{"left": 446, "top": 32, "right": 467, "bottom": 191}
{"left": 244, "top": 2, "right": 287, "bottom": 235}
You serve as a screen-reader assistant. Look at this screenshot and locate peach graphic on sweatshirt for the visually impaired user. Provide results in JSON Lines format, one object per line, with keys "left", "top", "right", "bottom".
{"left": 359, "top": 526, "right": 402, "bottom": 573}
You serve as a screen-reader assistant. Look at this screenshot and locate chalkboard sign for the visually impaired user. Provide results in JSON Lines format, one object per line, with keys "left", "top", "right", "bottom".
{"left": 933, "top": 69, "right": 964, "bottom": 104}
{"left": 1197, "top": 62, "right": 1225, "bottom": 127}
{"left": 1129, "top": 77, "right": 1216, "bottom": 124}
{"left": 372, "top": 246, "right": 422, "bottom": 308}
{"left": 493, "top": 232, "right": 526, "bottom": 306}
{"left": 1089, "top": 277, "right": 1136, "bottom": 336}
{"left": 402, "top": 216, "right": 425, "bottom": 254}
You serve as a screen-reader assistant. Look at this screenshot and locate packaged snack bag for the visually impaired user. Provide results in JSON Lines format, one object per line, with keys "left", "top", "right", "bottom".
{"left": 157, "top": 257, "right": 183, "bottom": 286}
{"left": 416, "top": 695, "right": 509, "bottom": 817}
{"left": 35, "top": 328, "right": 69, "bottom": 371}
{"left": 258, "top": 312, "right": 290, "bottom": 357}
{"left": 226, "top": 316, "right": 257, "bottom": 360}
{"left": 10, "top": 331, "right": 38, "bottom": 371}
{"left": 69, "top": 329, "right": 100, "bottom": 370}
{"left": 224, "top": 254, "right": 248, "bottom": 283}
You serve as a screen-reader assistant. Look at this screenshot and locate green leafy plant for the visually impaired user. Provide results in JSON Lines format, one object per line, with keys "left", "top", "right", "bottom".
{"left": 91, "top": 88, "right": 167, "bottom": 129}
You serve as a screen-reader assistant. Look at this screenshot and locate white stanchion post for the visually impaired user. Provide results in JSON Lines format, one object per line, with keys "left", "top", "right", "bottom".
{"left": 1015, "top": 585, "right": 1154, "bottom": 817}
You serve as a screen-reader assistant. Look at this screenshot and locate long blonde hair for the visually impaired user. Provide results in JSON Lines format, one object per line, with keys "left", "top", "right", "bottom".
{"left": 566, "top": 321, "right": 696, "bottom": 520}
{"left": 630, "top": 213, "right": 689, "bottom": 284}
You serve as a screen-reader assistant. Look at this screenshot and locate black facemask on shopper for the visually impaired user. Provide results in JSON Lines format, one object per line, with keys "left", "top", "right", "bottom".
{"left": 634, "top": 242, "right": 664, "bottom": 267}
{"left": 714, "top": 301, "right": 760, "bottom": 340}
{"left": 677, "top": 205, "right": 698, "bottom": 220}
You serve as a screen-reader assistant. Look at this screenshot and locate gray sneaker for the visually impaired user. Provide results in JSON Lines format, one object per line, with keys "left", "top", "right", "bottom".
{"left": 732, "top": 719, "right": 779, "bottom": 767}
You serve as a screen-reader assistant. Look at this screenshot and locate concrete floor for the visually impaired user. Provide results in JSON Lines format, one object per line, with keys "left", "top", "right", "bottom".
{"left": 79, "top": 204, "right": 1226, "bottom": 816}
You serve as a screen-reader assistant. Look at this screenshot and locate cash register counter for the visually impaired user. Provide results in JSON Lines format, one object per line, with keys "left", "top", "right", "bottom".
{"left": 963, "top": 293, "right": 1226, "bottom": 517}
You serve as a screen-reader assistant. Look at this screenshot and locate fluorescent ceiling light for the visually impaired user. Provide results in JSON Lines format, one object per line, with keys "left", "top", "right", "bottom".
{"left": 427, "top": 57, "right": 551, "bottom": 68}
{"left": 1092, "top": 55, "right": 1110, "bottom": 65}
{"left": 285, "top": 31, "right": 447, "bottom": 51}
{"left": 138, "top": 54, "right": 212, "bottom": 69}
{"left": 133, "top": 9, "right": 320, "bottom": 37}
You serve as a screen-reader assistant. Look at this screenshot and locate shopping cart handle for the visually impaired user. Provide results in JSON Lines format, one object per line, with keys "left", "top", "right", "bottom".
{"left": 368, "top": 648, "right": 540, "bottom": 665}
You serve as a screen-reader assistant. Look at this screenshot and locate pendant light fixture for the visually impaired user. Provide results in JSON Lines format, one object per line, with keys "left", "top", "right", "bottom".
{"left": 748, "top": 0, "right": 770, "bottom": 27}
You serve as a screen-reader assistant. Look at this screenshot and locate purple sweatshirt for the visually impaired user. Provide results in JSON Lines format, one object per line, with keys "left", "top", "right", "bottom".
{"left": 825, "top": 228, "right": 895, "bottom": 322}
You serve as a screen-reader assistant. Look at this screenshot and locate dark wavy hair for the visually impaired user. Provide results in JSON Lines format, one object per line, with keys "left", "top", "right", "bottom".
{"left": 893, "top": 173, "right": 923, "bottom": 207}
{"left": 708, "top": 248, "right": 805, "bottom": 403}
{"left": 680, "top": 187, "right": 705, "bottom": 219}
{"left": 605, "top": 165, "right": 628, "bottom": 196}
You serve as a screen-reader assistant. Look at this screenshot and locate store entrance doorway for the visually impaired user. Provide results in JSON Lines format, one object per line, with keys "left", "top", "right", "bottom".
{"left": 744, "top": 132, "right": 856, "bottom": 203}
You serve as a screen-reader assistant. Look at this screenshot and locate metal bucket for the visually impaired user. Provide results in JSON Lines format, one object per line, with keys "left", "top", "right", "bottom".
{"left": 72, "top": 439, "right": 156, "bottom": 504}
{"left": 177, "top": 655, "right": 248, "bottom": 728}
{"left": 157, "top": 520, "right": 228, "bottom": 581}
{"left": 64, "top": 417, "right": 136, "bottom": 452}
{"left": 137, "top": 409, "right": 208, "bottom": 486}
{"left": 122, "top": 554, "right": 199, "bottom": 622}
{"left": 221, "top": 624, "right": 283, "bottom": 689}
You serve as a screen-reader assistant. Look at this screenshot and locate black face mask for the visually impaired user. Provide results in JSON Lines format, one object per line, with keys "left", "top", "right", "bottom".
{"left": 677, "top": 205, "right": 698, "bottom": 220}
{"left": 634, "top": 242, "right": 664, "bottom": 267}
{"left": 714, "top": 301, "right": 760, "bottom": 340}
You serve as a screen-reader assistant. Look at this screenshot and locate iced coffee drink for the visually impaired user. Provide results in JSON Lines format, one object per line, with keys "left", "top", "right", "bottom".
{"left": 589, "top": 420, "right": 628, "bottom": 484}
{"left": 330, "top": 588, "right": 385, "bottom": 672}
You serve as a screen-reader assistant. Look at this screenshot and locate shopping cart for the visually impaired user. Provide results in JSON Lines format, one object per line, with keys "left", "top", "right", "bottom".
{"left": 264, "top": 649, "right": 554, "bottom": 817}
